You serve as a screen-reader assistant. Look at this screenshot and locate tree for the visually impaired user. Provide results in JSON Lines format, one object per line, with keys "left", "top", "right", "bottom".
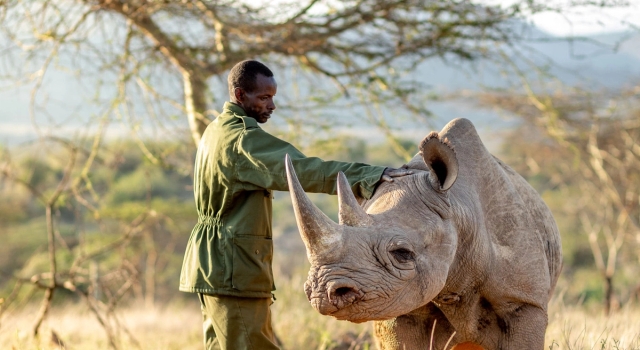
{"left": 0, "top": 137, "right": 195, "bottom": 348}
{"left": 2, "top": 0, "right": 614, "bottom": 147}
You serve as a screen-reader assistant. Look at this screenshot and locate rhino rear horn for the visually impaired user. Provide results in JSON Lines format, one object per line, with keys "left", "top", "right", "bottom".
{"left": 337, "top": 171, "right": 373, "bottom": 227}
{"left": 419, "top": 131, "right": 458, "bottom": 192}
{"left": 285, "top": 154, "right": 342, "bottom": 261}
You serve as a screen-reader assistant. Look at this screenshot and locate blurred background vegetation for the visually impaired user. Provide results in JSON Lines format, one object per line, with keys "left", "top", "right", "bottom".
{"left": 0, "top": 0, "right": 639, "bottom": 349}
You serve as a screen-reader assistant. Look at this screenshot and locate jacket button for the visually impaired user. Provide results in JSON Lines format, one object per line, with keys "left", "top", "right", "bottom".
{"left": 255, "top": 250, "right": 259, "bottom": 254}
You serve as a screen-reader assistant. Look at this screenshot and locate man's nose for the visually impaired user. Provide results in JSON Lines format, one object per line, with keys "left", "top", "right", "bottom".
{"left": 268, "top": 99, "right": 276, "bottom": 111}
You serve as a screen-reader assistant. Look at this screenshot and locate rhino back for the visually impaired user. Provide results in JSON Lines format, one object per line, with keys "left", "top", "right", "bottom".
{"left": 492, "top": 155, "right": 562, "bottom": 298}
{"left": 448, "top": 118, "right": 560, "bottom": 303}
{"left": 407, "top": 118, "right": 561, "bottom": 305}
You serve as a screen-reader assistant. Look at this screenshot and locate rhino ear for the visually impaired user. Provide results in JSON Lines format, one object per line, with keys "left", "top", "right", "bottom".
{"left": 419, "top": 131, "right": 458, "bottom": 192}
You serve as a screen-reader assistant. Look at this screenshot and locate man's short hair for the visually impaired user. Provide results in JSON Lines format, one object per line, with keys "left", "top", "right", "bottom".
{"left": 228, "top": 60, "right": 274, "bottom": 98}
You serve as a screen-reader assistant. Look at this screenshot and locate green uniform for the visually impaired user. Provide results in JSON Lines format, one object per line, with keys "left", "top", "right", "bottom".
{"left": 179, "top": 102, "right": 385, "bottom": 349}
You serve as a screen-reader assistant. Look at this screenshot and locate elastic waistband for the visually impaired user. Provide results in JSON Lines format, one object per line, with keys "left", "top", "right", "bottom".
{"left": 198, "top": 216, "right": 221, "bottom": 226}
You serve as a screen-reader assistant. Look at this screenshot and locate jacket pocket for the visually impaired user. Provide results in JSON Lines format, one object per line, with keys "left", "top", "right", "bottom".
{"left": 232, "top": 236, "right": 274, "bottom": 292}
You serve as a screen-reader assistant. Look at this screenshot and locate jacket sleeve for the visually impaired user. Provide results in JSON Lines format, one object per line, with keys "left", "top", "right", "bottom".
{"left": 236, "top": 127, "right": 385, "bottom": 199}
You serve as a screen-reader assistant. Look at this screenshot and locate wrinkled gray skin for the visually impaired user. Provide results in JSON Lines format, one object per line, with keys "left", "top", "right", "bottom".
{"left": 285, "top": 118, "right": 562, "bottom": 350}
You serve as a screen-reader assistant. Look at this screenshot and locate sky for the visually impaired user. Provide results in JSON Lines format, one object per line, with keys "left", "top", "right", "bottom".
{"left": 250, "top": 0, "right": 640, "bottom": 36}
{"left": 530, "top": 7, "right": 640, "bottom": 36}
{"left": 489, "top": 0, "right": 640, "bottom": 36}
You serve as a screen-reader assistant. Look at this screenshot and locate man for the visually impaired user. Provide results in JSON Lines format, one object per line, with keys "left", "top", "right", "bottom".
{"left": 179, "top": 60, "right": 411, "bottom": 349}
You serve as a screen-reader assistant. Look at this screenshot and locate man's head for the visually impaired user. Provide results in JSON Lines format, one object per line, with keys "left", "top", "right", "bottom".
{"left": 228, "top": 60, "right": 277, "bottom": 123}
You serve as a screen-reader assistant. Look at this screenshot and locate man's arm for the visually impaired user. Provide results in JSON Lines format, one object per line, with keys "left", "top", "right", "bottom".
{"left": 236, "top": 128, "right": 408, "bottom": 198}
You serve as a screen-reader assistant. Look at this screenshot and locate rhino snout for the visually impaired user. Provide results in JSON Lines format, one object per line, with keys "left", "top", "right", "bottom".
{"left": 305, "top": 278, "right": 363, "bottom": 315}
{"left": 327, "top": 280, "right": 362, "bottom": 309}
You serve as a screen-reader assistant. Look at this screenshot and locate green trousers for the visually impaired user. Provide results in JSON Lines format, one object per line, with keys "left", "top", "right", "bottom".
{"left": 198, "top": 293, "right": 280, "bottom": 350}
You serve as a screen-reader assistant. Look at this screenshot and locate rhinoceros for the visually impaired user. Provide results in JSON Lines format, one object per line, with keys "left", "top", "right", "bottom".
{"left": 284, "top": 118, "right": 562, "bottom": 350}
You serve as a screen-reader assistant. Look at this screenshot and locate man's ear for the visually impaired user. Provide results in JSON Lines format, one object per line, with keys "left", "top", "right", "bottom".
{"left": 233, "top": 87, "right": 245, "bottom": 103}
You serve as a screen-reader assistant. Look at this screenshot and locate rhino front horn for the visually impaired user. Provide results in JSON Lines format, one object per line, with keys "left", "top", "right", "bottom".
{"left": 285, "top": 154, "right": 342, "bottom": 261}
{"left": 337, "top": 171, "right": 373, "bottom": 227}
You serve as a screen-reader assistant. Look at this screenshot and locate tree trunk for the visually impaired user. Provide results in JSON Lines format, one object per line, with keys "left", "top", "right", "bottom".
{"left": 33, "top": 205, "right": 57, "bottom": 336}
{"left": 604, "top": 275, "right": 614, "bottom": 315}
{"left": 183, "top": 70, "right": 210, "bottom": 146}
{"left": 97, "top": 0, "right": 212, "bottom": 146}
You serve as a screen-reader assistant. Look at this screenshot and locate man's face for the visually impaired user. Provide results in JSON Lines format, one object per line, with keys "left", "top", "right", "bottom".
{"left": 237, "top": 74, "right": 277, "bottom": 123}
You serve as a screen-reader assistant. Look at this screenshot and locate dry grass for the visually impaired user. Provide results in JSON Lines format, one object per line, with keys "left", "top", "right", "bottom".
{"left": 546, "top": 304, "right": 640, "bottom": 350}
{"left": 0, "top": 303, "right": 203, "bottom": 350}
{"left": 2, "top": 276, "right": 639, "bottom": 350}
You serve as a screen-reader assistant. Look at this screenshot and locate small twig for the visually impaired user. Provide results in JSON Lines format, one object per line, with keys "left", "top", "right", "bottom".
{"left": 80, "top": 291, "right": 120, "bottom": 350}
{"left": 0, "top": 278, "right": 25, "bottom": 326}
{"left": 69, "top": 211, "right": 149, "bottom": 274}
{"left": 32, "top": 147, "right": 78, "bottom": 337}
{"left": 443, "top": 331, "right": 457, "bottom": 350}
{"left": 429, "top": 319, "right": 437, "bottom": 350}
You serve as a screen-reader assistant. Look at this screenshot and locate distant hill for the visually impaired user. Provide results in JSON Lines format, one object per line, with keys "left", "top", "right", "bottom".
{"left": 414, "top": 25, "right": 640, "bottom": 91}
{"left": 621, "top": 34, "right": 640, "bottom": 58}
{"left": 528, "top": 30, "right": 640, "bottom": 88}
{"left": 586, "top": 31, "right": 640, "bottom": 59}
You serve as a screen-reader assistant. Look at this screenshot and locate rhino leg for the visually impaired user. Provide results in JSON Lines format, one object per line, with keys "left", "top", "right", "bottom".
{"left": 494, "top": 304, "right": 547, "bottom": 350}
{"left": 373, "top": 302, "right": 548, "bottom": 350}
{"left": 465, "top": 300, "right": 548, "bottom": 349}
{"left": 373, "top": 303, "right": 458, "bottom": 350}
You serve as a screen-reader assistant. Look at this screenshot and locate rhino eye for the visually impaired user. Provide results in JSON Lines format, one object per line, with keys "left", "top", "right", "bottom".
{"left": 390, "top": 248, "right": 415, "bottom": 263}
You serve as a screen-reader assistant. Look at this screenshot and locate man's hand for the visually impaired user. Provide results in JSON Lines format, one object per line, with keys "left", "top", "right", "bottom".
{"left": 380, "top": 167, "right": 413, "bottom": 182}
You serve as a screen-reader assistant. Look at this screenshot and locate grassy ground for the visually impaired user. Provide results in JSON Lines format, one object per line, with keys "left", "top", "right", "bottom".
{"left": 0, "top": 303, "right": 203, "bottom": 350}
{"left": 2, "top": 275, "right": 639, "bottom": 350}
{"left": 545, "top": 304, "right": 640, "bottom": 350}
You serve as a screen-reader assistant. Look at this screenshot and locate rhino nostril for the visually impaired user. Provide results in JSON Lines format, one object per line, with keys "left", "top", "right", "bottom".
{"left": 334, "top": 287, "right": 354, "bottom": 297}
{"left": 328, "top": 282, "right": 361, "bottom": 306}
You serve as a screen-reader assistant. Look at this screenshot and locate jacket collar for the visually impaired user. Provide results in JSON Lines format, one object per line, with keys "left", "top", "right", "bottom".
{"left": 223, "top": 102, "right": 259, "bottom": 128}
{"left": 224, "top": 102, "right": 247, "bottom": 117}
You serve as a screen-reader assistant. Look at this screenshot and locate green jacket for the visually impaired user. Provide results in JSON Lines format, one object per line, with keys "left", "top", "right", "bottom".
{"left": 179, "top": 102, "right": 386, "bottom": 298}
